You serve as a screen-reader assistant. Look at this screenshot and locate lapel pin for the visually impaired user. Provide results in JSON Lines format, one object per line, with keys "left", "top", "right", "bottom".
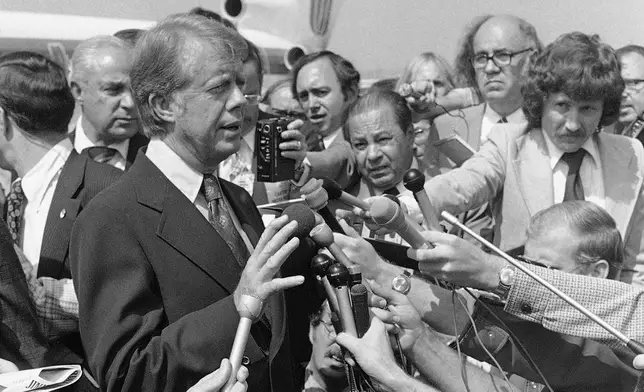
{"left": 59, "top": 209, "right": 67, "bottom": 219}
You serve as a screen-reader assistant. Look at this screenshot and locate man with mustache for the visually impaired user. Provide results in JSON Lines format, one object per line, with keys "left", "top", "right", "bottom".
{"left": 69, "top": 35, "right": 148, "bottom": 170}
{"left": 606, "top": 45, "right": 644, "bottom": 143}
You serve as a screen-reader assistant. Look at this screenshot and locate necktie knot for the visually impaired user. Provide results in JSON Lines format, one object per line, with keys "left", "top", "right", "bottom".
{"left": 560, "top": 148, "right": 586, "bottom": 201}
{"left": 560, "top": 148, "right": 586, "bottom": 174}
{"left": 202, "top": 174, "right": 222, "bottom": 203}
{"left": 497, "top": 117, "right": 508, "bottom": 124}
{"left": 383, "top": 187, "right": 400, "bottom": 196}
{"left": 84, "top": 146, "right": 119, "bottom": 164}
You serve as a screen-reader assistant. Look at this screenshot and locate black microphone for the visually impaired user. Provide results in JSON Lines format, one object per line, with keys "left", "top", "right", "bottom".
{"left": 347, "top": 265, "right": 362, "bottom": 288}
{"left": 350, "top": 283, "right": 370, "bottom": 338}
{"left": 311, "top": 254, "right": 340, "bottom": 316}
{"left": 279, "top": 203, "right": 317, "bottom": 238}
{"left": 403, "top": 169, "right": 441, "bottom": 231}
{"left": 309, "top": 223, "right": 354, "bottom": 267}
{"left": 300, "top": 178, "right": 345, "bottom": 233}
{"left": 326, "top": 263, "right": 358, "bottom": 337}
{"left": 322, "top": 177, "right": 370, "bottom": 211}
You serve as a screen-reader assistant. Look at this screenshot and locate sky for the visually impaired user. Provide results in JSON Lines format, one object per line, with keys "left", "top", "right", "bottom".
{"left": 3, "top": 0, "right": 643, "bottom": 79}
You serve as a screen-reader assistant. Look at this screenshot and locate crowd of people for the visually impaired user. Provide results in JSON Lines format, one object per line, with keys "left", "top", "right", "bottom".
{"left": 0, "top": 5, "right": 644, "bottom": 392}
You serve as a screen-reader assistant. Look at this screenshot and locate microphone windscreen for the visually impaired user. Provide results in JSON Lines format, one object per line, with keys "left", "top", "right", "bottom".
{"left": 382, "top": 193, "right": 401, "bottom": 206}
{"left": 304, "top": 187, "right": 328, "bottom": 211}
{"left": 403, "top": 169, "right": 425, "bottom": 193}
{"left": 350, "top": 283, "right": 370, "bottom": 338}
{"left": 369, "top": 197, "right": 400, "bottom": 227}
{"left": 321, "top": 178, "right": 343, "bottom": 200}
{"left": 326, "top": 263, "right": 349, "bottom": 287}
{"left": 311, "top": 254, "right": 334, "bottom": 277}
{"left": 280, "top": 204, "right": 316, "bottom": 238}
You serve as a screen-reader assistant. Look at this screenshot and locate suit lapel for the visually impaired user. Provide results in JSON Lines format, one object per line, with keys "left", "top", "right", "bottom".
{"left": 512, "top": 130, "right": 554, "bottom": 216}
{"left": 37, "top": 151, "right": 85, "bottom": 278}
{"left": 133, "top": 154, "right": 242, "bottom": 294}
{"left": 599, "top": 134, "right": 642, "bottom": 236}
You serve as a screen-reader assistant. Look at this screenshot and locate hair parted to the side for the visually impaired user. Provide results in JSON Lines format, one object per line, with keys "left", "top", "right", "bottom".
{"left": 290, "top": 50, "right": 360, "bottom": 101}
{"left": 342, "top": 89, "right": 412, "bottom": 143}
{"left": 521, "top": 32, "right": 623, "bottom": 129}
{"left": 70, "top": 35, "right": 132, "bottom": 85}
{"left": 130, "top": 13, "right": 247, "bottom": 138}
{"left": 395, "top": 52, "right": 456, "bottom": 93}
{"left": 114, "top": 29, "right": 145, "bottom": 47}
{"left": 527, "top": 200, "right": 624, "bottom": 280}
{"left": 0, "top": 51, "right": 74, "bottom": 134}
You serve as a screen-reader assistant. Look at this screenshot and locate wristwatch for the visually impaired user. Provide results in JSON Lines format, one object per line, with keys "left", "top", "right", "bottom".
{"left": 392, "top": 270, "right": 413, "bottom": 295}
{"left": 491, "top": 265, "right": 516, "bottom": 302}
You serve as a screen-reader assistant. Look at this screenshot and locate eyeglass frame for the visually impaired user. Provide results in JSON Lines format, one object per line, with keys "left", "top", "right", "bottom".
{"left": 244, "top": 94, "right": 260, "bottom": 104}
{"left": 516, "top": 254, "right": 587, "bottom": 274}
{"left": 471, "top": 47, "right": 535, "bottom": 69}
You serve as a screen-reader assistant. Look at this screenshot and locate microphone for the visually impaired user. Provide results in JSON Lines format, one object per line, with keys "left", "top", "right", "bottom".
{"left": 279, "top": 204, "right": 317, "bottom": 238}
{"left": 311, "top": 254, "right": 340, "bottom": 316}
{"left": 403, "top": 169, "right": 441, "bottom": 231}
{"left": 309, "top": 223, "right": 354, "bottom": 267}
{"left": 224, "top": 294, "right": 263, "bottom": 392}
{"left": 350, "top": 283, "right": 370, "bottom": 338}
{"left": 440, "top": 211, "right": 644, "bottom": 357}
{"left": 347, "top": 265, "right": 362, "bottom": 288}
{"left": 300, "top": 178, "right": 345, "bottom": 233}
{"left": 369, "top": 197, "right": 431, "bottom": 250}
{"left": 326, "top": 263, "right": 358, "bottom": 337}
{"left": 322, "top": 177, "right": 370, "bottom": 211}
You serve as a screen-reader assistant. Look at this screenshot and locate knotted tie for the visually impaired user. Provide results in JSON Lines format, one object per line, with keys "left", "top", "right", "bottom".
{"left": 307, "top": 134, "right": 325, "bottom": 152}
{"left": 497, "top": 117, "right": 508, "bottom": 124}
{"left": 201, "top": 175, "right": 250, "bottom": 266}
{"left": 383, "top": 187, "right": 400, "bottom": 196}
{"left": 83, "top": 146, "right": 119, "bottom": 164}
{"left": 560, "top": 149, "right": 586, "bottom": 201}
{"left": 6, "top": 179, "right": 25, "bottom": 244}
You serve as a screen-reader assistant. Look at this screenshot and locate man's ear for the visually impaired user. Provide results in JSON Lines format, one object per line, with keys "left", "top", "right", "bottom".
{"left": 0, "top": 107, "right": 9, "bottom": 139}
{"left": 345, "top": 85, "right": 359, "bottom": 105}
{"left": 149, "top": 93, "right": 177, "bottom": 124}
{"left": 589, "top": 259, "right": 610, "bottom": 279}
{"left": 70, "top": 81, "right": 83, "bottom": 105}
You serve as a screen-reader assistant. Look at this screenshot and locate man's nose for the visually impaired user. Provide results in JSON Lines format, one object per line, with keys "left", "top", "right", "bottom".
{"left": 121, "top": 90, "right": 134, "bottom": 109}
{"left": 565, "top": 109, "right": 581, "bottom": 131}
{"left": 228, "top": 84, "right": 246, "bottom": 110}
{"left": 484, "top": 58, "right": 501, "bottom": 74}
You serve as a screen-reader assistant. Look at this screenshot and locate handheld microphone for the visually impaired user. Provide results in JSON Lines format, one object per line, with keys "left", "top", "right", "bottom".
{"left": 279, "top": 204, "right": 317, "bottom": 238}
{"left": 441, "top": 211, "right": 644, "bottom": 357}
{"left": 403, "top": 169, "right": 441, "bottom": 231}
{"left": 322, "top": 177, "right": 370, "bottom": 211}
{"left": 350, "top": 283, "right": 370, "bottom": 338}
{"left": 311, "top": 254, "right": 340, "bottom": 315}
{"left": 309, "top": 223, "right": 354, "bottom": 267}
{"left": 224, "top": 294, "right": 263, "bottom": 392}
{"left": 327, "top": 263, "right": 358, "bottom": 337}
{"left": 369, "top": 197, "right": 431, "bottom": 249}
{"left": 347, "top": 265, "right": 362, "bottom": 288}
{"left": 300, "top": 179, "right": 345, "bottom": 233}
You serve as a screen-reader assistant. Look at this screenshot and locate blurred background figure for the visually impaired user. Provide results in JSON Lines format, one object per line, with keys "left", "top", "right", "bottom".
{"left": 262, "top": 78, "right": 306, "bottom": 119}
{"left": 607, "top": 45, "right": 644, "bottom": 143}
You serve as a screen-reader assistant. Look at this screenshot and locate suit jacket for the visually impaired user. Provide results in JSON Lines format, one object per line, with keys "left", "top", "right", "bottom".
{"left": 306, "top": 130, "right": 359, "bottom": 190}
{"left": 70, "top": 151, "right": 311, "bottom": 392}
{"left": 425, "top": 123, "right": 644, "bottom": 285}
{"left": 37, "top": 150, "right": 122, "bottom": 280}
{"left": 69, "top": 130, "right": 149, "bottom": 168}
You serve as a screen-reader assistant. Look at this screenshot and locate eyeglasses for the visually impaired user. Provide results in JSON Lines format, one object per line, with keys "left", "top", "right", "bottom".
{"left": 244, "top": 94, "right": 260, "bottom": 105}
{"left": 319, "top": 319, "right": 337, "bottom": 336}
{"left": 623, "top": 78, "right": 644, "bottom": 92}
{"left": 472, "top": 48, "right": 534, "bottom": 69}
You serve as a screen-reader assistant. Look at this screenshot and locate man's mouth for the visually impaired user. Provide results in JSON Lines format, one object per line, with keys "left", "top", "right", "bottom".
{"left": 309, "top": 114, "right": 326, "bottom": 123}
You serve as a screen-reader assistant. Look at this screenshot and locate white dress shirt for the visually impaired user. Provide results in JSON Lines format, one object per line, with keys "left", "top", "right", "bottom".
{"left": 542, "top": 130, "right": 605, "bottom": 209}
{"left": 480, "top": 105, "right": 526, "bottom": 143}
{"left": 323, "top": 127, "right": 341, "bottom": 149}
{"left": 146, "top": 138, "right": 254, "bottom": 251}
{"left": 74, "top": 116, "right": 129, "bottom": 171}
{"left": 20, "top": 138, "right": 73, "bottom": 267}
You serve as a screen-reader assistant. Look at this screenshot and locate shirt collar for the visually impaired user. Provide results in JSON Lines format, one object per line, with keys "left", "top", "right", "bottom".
{"left": 21, "top": 138, "right": 73, "bottom": 205}
{"left": 323, "top": 127, "right": 342, "bottom": 149}
{"left": 146, "top": 138, "right": 205, "bottom": 203}
{"left": 483, "top": 105, "right": 525, "bottom": 124}
{"left": 542, "top": 130, "right": 600, "bottom": 170}
{"left": 74, "top": 115, "right": 130, "bottom": 160}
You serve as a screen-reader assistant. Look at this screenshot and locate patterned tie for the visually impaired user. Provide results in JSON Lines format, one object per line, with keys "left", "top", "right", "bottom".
{"left": 6, "top": 179, "right": 25, "bottom": 244}
{"left": 561, "top": 149, "right": 586, "bottom": 201}
{"left": 83, "top": 146, "right": 119, "bottom": 164}
{"left": 307, "top": 134, "right": 325, "bottom": 152}
{"left": 201, "top": 175, "right": 250, "bottom": 266}
{"left": 497, "top": 117, "right": 508, "bottom": 124}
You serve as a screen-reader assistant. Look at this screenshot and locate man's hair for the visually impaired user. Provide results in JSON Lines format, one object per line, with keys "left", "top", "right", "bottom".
{"left": 453, "top": 15, "right": 542, "bottom": 98}
{"left": 342, "top": 89, "right": 412, "bottom": 142}
{"left": 527, "top": 201, "right": 624, "bottom": 279}
{"left": 244, "top": 38, "right": 265, "bottom": 88}
{"left": 113, "top": 29, "right": 145, "bottom": 46}
{"left": 0, "top": 51, "right": 74, "bottom": 134}
{"left": 396, "top": 52, "right": 456, "bottom": 93}
{"left": 70, "top": 35, "right": 132, "bottom": 84}
{"left": 368, "top": 77, "right": 398, "bottom": 93}
{"left": 616, "top": 44, "right": 644, "bottom": 60}
{"left": 309, "top": 300, "right": 331, "bottom": 328}
{"left": 522, "top": 32, "right": 623, "bottom": 129}
{"left": 261, "top": 78, "right": 291, "bottom": 104}
{"left": 290, "top": 50, "right": 360, "bottom": 101}
{"left": 130, "top": 13, "right": 247, "bottom": 137}
{"left": 188, "top": 6, "right": 236, "bottom": 30}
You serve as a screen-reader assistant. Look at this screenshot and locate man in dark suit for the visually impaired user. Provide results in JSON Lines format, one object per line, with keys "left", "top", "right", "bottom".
{"left": 70, "top": 14, "right": 314, "bottom": 392}
{"left": 69, "top": 35, "right": 148, "bottom": 170}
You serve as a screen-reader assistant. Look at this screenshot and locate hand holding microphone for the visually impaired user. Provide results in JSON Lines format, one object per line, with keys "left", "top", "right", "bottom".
{"left": 299, "top": 177, "right": 345, "bottom": 233}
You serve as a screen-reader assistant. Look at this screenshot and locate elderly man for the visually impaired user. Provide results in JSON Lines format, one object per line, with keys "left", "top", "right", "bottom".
{"left": 291, "top": 50, "right": 361, "bottom": 189}
{"left": 69, "top": 35, "right": 148, "bottom": 169}
{"left": 70, "top": 14, "right": 313, "bottom": 392}
{"left": 606, "top": 45, "right": 644, "bottom": 142}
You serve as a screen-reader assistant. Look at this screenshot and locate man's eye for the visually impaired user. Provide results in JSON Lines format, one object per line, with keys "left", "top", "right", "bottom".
{"left": 353, "top": 142, "right": 366, "bottom": 150}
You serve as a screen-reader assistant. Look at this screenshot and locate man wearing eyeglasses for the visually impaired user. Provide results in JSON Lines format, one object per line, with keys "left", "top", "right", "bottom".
{"left": 606, "top": 45, "right": 644, "bottom": 143}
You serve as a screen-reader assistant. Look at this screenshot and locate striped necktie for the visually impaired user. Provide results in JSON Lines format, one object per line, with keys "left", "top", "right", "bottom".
{"left": 6, "top": 179, "right": 25, "bottom": 244}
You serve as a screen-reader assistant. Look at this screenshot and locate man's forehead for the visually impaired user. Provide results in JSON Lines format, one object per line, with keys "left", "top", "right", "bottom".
{"left": 621, "top": 52, "right": 644, "bottom": 78}
{"left": 473, "top": 17, "right": 527, "bottom": 52}
{"left": 87, "top": 49, "right": 132, "bottom": 77}
{"left": 350, "top": 107, "right": 400, "bottom": 135}
{"left": 297, "top": 58, "right": 339, "bottom": 89}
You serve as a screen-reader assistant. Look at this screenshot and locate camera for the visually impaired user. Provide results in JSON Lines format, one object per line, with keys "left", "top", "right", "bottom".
{"left": 255, "top": 117, "right": 296, "bottom": 182}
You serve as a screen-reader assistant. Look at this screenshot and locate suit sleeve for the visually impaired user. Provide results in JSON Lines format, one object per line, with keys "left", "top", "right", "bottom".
{"left": 504, "top": 264, "right": 644, "bottom": 348}
{"left": 424, "top": 128, "right": 508, "bottom": 215}
{"left": 70, "top": 202, "right": 245, "bottom": 392}
{"left": 305, "top": 139, "right": 357, "bottom": 189}
{"left": 620, "top": 139, "right": 644, "bottom": 288}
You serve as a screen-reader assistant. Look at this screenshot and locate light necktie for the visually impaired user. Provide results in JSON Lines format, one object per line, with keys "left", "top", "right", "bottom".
{"left": 497, "top": 117, "right": 508, "bottom": 124}
{"left": 83, "top": 146, "right": 119, "bottom": 164}
{"left": 201, "top": 174, "right": 250, "bottom": 267}
{"left": 6, "top": 179, "right": 25, "bottom": 244}
{"left": 560, "top": 149, "right": 586, "bottom": 201}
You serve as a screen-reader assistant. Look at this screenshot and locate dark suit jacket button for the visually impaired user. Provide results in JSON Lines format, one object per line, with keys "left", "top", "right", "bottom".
{"left": 241, "top": 356, "right": 250, "bottom": 365}
{"left": 520, "top": 303, "right": 533, "bottom": 314}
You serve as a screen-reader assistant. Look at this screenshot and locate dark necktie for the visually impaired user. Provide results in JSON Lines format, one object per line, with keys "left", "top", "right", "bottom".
{"left": 6, "top": 179, "right": 25, "bottom": 244}
{"left": 83, "top": 146, "right": 119, "bottom": 164}
{"left": 307, "top": 134, "right": 325, "bottom": 152}
{"left": 201, "top": 175, "right": 251, "bottom": 267}
{"left": 560, "top": 149, "right": 586, "bottom": 201}
{"left": 383, "top": 187, "right": 400, "bottom": 196}
{"left": 497, "top": 117, "right": 508, "bottom": 124}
